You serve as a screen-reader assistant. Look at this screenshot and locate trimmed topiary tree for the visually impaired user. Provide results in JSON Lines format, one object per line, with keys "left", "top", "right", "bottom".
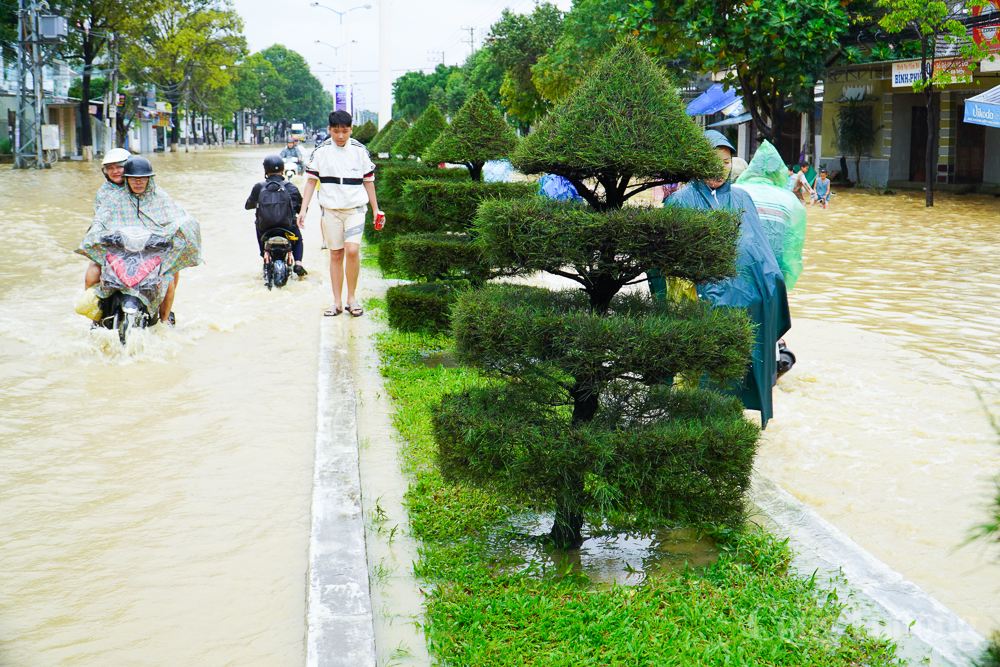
{"left": 381, "top": 93, "right": 532, "bottom": 333}
{"left": 353, "top": 120, "right": 378, "bottom": 145}
{"left": 431, "top": 39, "right": 759, "bottom": 549}
{"left": 423, "top": 90, "right": 517, "bottom": 181}
{"left": 362, "top": 162, "right": 470, "bottom": 244}
{"left": 373, "top": 119, "right": 409, "bottom": 157}
{"left": 367, "top": 118, "right": 395, "bottom": 153}
{"left": 393, "top": 103, "right": 447, "bottom": 159}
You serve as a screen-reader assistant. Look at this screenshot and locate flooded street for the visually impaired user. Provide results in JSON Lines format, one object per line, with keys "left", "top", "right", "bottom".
{"left": 760, "top": 190, "right": 1000, "bottom": 637}
{"left": 4, "top": 157, "right": 1000, "bottom": 664}
{"left": 0, "top": 148, "right": 329, "bottom": 665}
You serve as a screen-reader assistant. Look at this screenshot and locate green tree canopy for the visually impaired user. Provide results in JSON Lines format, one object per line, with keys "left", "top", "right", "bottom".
{"left": 60, "top": 0, "right": 161, "bottom": 150}
{"left": 532, "top": 0, "right": 622, "bottom": 105}
{"left": 620, "top": 0, "right": 848, "bottom": 160}
{"left": 392, "top": 64, "right": 459, "bottom": 121}
{"left": 876, "top": 0, "right": 989, "bottom": 206}
{"left": 259, "top": 44, "right": 330, "bottom": 128}
{"left": 122, "top": 0, "right": 246, "bottom": 146}
{"left": 393, "top": 104, "right": 446, "bottom": 158}
{"left": 423, "top": 91, "right": 517, "bottom": 181}
{"left": 514, "top": 38, "right": 722, "bottom": 211}
{"left": 480, "top": 2, "right": 564, "bottom": 127}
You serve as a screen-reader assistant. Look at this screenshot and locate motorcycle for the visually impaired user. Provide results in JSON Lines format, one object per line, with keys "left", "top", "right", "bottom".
{"left": 283, "top": 157, "right": 301, "bottom": 181}
{"left": 93, "top": 226, "right": 172, "bottom": 344}
{"left": 260, "top": 226, "right": 299, "bottom": 290}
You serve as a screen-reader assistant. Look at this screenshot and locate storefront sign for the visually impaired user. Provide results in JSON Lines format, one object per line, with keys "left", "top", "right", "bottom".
{"left": 891, "top": 59, "right": 973, "bottom": 87}
{"left": 974, "top": 0, "right": 1000, "bottom": 50}
{"left": 965, "top": 99, "right": 1000, "bottom": 128}
{"left": 891, "top": 61, "right": 925, "bottom": 87}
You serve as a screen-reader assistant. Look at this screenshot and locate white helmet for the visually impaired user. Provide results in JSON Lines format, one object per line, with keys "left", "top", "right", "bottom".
{"left": 102, "top": 148, "right": 132, "bottom": 165}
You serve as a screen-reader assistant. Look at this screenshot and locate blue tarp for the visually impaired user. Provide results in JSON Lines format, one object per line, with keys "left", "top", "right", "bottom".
{"left": 686, "top": 84, "right": 741, "bottom": 117}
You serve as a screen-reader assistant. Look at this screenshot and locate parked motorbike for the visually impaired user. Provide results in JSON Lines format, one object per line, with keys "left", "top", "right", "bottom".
{"left": 93, "top": 226, "right": 172, "bottom": 344}
{"left": 260, "top": 226, "right": 299, "bottom": 290}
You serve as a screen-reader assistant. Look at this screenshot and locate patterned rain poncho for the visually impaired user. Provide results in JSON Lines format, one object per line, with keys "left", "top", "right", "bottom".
{"left": 735, "top": 140, "right": 807, "bottom": 290}
{"left": 94, "top": 180, "right": 125, "bottom": 214}
{"left": 77, "top": 177, "right": 202, "bottom": 313}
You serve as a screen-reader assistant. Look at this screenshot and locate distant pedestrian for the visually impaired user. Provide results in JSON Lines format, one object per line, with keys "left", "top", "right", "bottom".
{"left": 789, "top": 162, "right": 814, "bottom": 205}
{"left": 298, "top": 110, "right": 382, "bottom": 317}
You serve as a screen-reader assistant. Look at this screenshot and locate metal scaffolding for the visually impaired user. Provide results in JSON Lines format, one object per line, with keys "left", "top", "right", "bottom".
{"left": 13, "top": 0, "right": 66, "bottom": 169}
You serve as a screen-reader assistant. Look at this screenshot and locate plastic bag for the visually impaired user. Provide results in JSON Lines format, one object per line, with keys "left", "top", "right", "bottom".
{"left": 538, "top": 174, "right": 583, "bottom": 202}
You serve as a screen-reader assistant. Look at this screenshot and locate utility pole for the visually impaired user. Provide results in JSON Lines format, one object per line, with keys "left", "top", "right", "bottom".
{"left": 13, "top": 0, "right": 66, "bottom": 169}
{"left": 108, "top": 34, "right": 119, "bottom": 150}
{"left": 14, "top": 0, "right": 43, "bottom": 169}
{"left": 378, "top": 0, "right": 391, "bottom": 129}
{"left": 462, "top": 26, "right": 475, "bottom": 57}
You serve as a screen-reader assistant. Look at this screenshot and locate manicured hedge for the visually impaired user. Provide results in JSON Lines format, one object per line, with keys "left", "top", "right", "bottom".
{"left": 386, "top": 282, "right": 457, "bottom": 334}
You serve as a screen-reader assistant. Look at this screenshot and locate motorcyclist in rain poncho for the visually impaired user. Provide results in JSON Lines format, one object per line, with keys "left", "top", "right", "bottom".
{"left": 77, "top": 156, "right": 202, "bottom": 325}
{"left": 735, "top": 140, "right": 807, "bottom": 290}
{"left": 651, "top": 130, "right": 791, "bottom": 427}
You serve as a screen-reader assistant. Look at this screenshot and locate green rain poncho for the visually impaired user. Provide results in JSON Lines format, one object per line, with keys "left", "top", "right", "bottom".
{"left": 665, "top": 178, "right": 791, "bottom": 428}
{"left": 735, "top": 140, "right": 807, "bottom": 290}
{"left": 77, "top": 177, "right": 202, "bottom": 313}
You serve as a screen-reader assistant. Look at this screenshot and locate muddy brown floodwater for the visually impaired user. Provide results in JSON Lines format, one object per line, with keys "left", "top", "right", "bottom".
{"left": 0, "top": 147, "right": 330, "bottom": 666}
{"left": 759, "top": 189, "right": 1000, "bottom": 637}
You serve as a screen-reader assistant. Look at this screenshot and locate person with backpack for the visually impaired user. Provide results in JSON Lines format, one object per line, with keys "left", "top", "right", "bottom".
{"left": 245, "top": 155, "right": 306, "bottom": 277}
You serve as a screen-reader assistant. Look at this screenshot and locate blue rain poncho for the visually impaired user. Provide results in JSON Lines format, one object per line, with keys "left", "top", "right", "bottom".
{"left": 663, "top": 179, "right": 791, "bottom": 427}
{"left": 735, "top": 140, "right": 807, "bottom": 290}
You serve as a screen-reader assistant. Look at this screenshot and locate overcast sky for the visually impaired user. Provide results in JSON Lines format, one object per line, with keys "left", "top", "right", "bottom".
{"left": 231, "top": 0, "right": 574, "bottom": 118}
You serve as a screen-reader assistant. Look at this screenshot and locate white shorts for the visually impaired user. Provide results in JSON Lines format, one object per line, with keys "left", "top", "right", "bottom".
{"left": 321, "top": 206, "right": 366, "bottom": 250}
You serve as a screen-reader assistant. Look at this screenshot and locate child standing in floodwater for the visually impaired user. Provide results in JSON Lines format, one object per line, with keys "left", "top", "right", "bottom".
{"left": 814, "top": 168, "right": 831, "bottom": 208}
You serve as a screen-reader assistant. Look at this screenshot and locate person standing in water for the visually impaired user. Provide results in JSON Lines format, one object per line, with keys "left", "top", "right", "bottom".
{"left": 298, "top": 110, "right": 383, "bottom": 317}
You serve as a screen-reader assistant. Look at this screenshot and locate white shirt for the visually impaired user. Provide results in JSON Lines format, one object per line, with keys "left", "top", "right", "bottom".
{"left": 305, "top": 138, "right": 376, "bottom": 210}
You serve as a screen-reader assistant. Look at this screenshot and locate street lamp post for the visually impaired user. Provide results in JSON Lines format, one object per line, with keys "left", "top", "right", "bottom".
{"left": 310, "top": 2, "right": 371, "bottom": 117}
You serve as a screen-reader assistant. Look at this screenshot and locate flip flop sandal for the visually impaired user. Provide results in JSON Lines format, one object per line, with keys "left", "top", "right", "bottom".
{"left": 323, "top": 305, "right": 343, "bottom": 317}
{"left": 346, "top": 302, "right": 364, "bottom": 317}
{"left": 166, "top": 312, "right": 176, "bottom": 327}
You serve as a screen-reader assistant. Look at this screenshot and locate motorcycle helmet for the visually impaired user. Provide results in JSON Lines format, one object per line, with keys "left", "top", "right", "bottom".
{"left": 102, "top": 147, "right": 132, "bottom": 165}
{"left": 263, "top": 155, "right": 284, "bottom": 174}
{"left": 123, "top": 156, "right": 155, "bottom": 178}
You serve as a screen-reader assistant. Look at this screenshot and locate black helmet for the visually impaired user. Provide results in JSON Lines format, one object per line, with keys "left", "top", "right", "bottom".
{"left": 123, "top": 156, "right": 155, "bottom": 177}
{"left": 263, "top": 155, "right": 284, "bottom": 174}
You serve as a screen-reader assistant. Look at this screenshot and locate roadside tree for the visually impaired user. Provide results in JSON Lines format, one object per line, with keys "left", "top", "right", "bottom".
{"left": 423, "top": 91, "right": 517, "bottom": 181}
{"left": 835, "top": 96, "right": 880, "bottom": 186}
{"left": 60, "top": 0, "right": 159, "bottom": 159}
{"left": 620, "top": 0, "right": 848, "bottom": 162}
{"left": 392, "top": 104, "right": 446, "bottom": 159}
{"left": 432, "top": 40, "right": 758, "bottom": 548}
{"left": 122, "top": 0, "right": 246, "bottom": 151}
{"left": 877, "top": 0, "right": 991, "bottom": 206}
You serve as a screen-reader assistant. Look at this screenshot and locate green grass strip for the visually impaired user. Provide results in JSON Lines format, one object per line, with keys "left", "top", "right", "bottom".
{"left": 369, "top": 305, "right": 903, "bottom": 666}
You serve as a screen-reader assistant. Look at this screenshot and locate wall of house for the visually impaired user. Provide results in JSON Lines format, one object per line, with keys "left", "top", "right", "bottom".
{"left": 985, "top": 126, "right": 1000, "bottom": 185}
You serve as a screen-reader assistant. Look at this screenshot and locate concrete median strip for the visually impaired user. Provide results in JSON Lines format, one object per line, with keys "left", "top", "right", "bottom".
{"left": 753, "top": 472, "right": 989, "bottom": 666}
{"left": 306, "top": 319, "right": 376, "bottom": 667}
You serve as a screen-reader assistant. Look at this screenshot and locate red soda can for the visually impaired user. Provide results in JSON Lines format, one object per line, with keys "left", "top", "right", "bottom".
{"left": 374, "top": 212, "right": 386, "bottom": 230}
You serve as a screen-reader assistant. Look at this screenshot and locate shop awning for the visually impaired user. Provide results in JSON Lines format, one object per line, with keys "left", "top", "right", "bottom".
{"left": 686, "top": 83, "right": 742, "bottom": 116}
{"left": 706, "top": 112, "right": 753, "bottom": 128}
{"left": 964, "top": 85, "right": 1000, "bottom": 128}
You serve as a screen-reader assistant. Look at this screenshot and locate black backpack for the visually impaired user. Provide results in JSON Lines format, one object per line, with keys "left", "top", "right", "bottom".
{"left": 257, "top": 180, "right": 293, "bottom": 230}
